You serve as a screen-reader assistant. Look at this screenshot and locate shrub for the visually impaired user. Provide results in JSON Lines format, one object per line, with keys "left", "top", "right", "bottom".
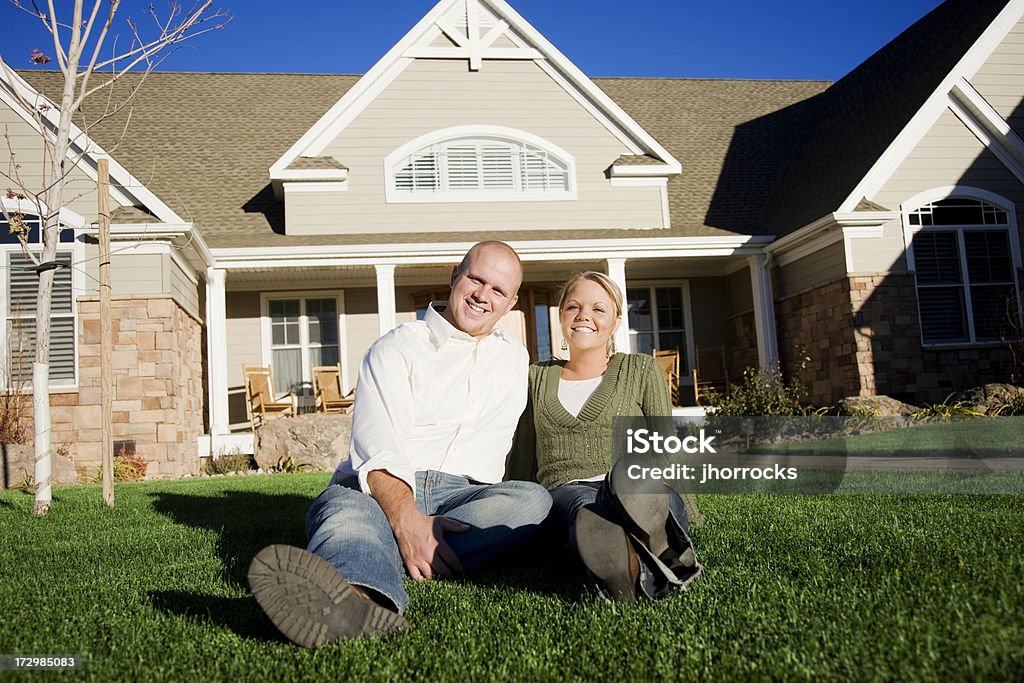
{"left": 0, "top": 389, "right": 30, "bottom": 444}
{"left": 201, "top": 452, "right": 254, "bottom": 476}
{"left": 993, "top": 393, "right": 1024, "bottom": 417}
{"left": 705, "top": 357, "right": 821, "bottom": 417}
{"left": 911, "top": 396, "right": 984, "bottom": 421}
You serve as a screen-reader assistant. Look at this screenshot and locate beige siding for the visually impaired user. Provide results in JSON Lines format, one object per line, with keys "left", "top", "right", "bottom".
{"left": 728, "top": 267, "right": 753, "bottom": 315}
{"left": 775, "top": 240, "right": 847, "bottom": 299}
{"left": 845, "top": 218, "right": 909, "bottom": 274}
{"left": 288, "top": 59, "right": 665, "bottom": 234}
{"left": 689, "top": 277, "right": 731, "bottom": 349}
{"left": 971, "top": 15, "right": 1024, "bottom": 134}
{"left": 342, "top": 287, "right": 381, "bottom": 389}
{"left": 168, "top": 256, "right": 201, "bottom": 319}
{"left": 875, "top": 109, "right": 1024, "bottom": 203}
{"left": 107, "top": 253, "right": 165, "bottom": 297}
{"left": 872, "top": 108, "right": 1024, "bottom": 262}
{"left": 225, "top": 292, "right": 262, "bottom": 428}
{"left": 0, "top": 99, "right": 123, "bottom": 219}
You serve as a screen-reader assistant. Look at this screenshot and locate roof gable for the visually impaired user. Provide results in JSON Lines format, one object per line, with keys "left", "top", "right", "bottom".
{"left": 269, "top": 0, "right": 681, "bottom": 184}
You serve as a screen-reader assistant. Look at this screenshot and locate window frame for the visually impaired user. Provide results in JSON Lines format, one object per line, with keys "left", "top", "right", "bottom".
{"left": 259, "top": 290, "right": 349, "bottom": 395}
{"left": 901, "top": 187, "right": 1023, "bottom": 348}
{"left": 0, "top": 206, "right": 84, "bottom": 391}
{"left": 625, "top": 281, "right": 697, "bottom": 382}
{"left": 384, "top": 125, "right": 577, "bottom": 204}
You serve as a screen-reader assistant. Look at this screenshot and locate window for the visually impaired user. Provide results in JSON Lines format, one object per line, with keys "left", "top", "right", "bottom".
{"left": 907, "top": 197, "right": 1020, "bottom": 345}
{"left": 386, "top": 127, "right": 575, "bottom": 202}
{"left": 263, "top": 295, "right": 342, "bottom": 395}
{"left": 1, "top": 212, "right": 77, "bottom": 387}
{"left": 626, "top": 286, "right": 692, "bottom": 371}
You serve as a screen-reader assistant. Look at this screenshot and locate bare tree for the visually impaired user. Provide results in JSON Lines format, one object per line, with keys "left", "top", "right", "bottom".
{"left": 1, "top": 0, "right": 228, "bottom": 515}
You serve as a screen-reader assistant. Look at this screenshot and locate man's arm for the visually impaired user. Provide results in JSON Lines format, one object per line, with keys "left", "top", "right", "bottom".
{"left": 366, "top": 470, "right": 468, "bottom": 581}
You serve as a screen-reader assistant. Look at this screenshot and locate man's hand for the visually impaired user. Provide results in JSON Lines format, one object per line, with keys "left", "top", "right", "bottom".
{"left": 391, "top": 507, "right": 469, "bottom": 581}
{"left": 366, "top": 470, "right": 469, "bottom": 581}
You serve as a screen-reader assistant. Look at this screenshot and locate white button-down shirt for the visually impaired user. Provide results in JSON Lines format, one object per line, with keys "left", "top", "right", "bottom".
{"left": 335, "top": 303, "right": 529, "bottom": 497}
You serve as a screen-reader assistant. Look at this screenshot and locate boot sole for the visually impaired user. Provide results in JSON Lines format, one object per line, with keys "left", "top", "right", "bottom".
{"left": 575, "top": 509, "right": 637, "bottom": 603}
{"left": 247, "top": 544, "right": 406, "bottom": 646}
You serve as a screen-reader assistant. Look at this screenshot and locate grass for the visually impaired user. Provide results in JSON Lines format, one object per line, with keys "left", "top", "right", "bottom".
{"left": 1, "top": 473, "right": 1023, "bottom": 681}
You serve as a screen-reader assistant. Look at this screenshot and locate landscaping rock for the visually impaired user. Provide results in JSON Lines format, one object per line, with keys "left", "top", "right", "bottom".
{"left": 951, "top": 383, "right": 1024, "bottom": 415}
{"left": 836, "top": 395, "right": 919, "bottom": 417}
{"left": 254, "top": 413, "right": 352, "bottom": 472}
{"left": 1, "top": 443, "right": 78, "bottom": 490}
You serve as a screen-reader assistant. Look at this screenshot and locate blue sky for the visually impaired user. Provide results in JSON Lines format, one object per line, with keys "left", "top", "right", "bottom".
{"left": 3, "top": 0, "right": 945, "bottom": 81}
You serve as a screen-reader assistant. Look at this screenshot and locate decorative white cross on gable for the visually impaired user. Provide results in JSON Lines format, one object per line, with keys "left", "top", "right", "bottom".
{"left": 403, "top": 0, "right": 541, "bottom": 71}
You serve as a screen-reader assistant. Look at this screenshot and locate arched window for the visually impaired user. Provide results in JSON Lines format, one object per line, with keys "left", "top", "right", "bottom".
{"left": 385, "top": 127, "right": 575, "bottom": 202}
{"left": 905, "top": 194, "right": 1021, "bottom": 345}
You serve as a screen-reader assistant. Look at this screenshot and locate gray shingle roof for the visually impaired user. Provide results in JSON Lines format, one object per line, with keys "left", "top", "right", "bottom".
{"left": 286, "top": 157, "right": 348, "bottom": 171}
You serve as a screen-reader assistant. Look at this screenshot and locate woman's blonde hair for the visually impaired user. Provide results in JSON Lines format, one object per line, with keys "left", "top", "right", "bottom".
{"left": 556, "top": 271, "right": 623, "bottom": 355}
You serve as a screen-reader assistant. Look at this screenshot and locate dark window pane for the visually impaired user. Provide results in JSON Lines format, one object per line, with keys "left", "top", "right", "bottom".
{"left": 964, "top": 231, "right": 1013, "bottom": 284}
{"left": 655, "top": 287, "right": 684, "bottom": 329}
{"left": 970, "top": 285, "right": 1017, "bottom": 342}
{"left": 918, "top": 287, "right": 968, "bottom": 344}
{"left": 930, "top": 198, "right": 985, "bottom": 225}
{"left": 626, "top": 288, "right": 653, "bottom": 332}
{"left": 913, "top": 232, "right": 961, "bottom": 285}
{"left": 630, "top": 332, "right": 655, "bottom": 355}
{"left": 534, "top": 303, "right": 551, "bottom": 360}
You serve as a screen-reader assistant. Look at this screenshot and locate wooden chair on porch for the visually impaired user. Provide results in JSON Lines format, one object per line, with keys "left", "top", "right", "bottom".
{"left": 691, "top": 346, "right": 729, "bottom": 406}
{"left": 653, "top": 348, "right": 681, "bottom": 406}
{"left": 243, "top": 365, "right": 294, "bottom": 431}
{"left": 312, "top": 364, "right": 355, "bottom": 414}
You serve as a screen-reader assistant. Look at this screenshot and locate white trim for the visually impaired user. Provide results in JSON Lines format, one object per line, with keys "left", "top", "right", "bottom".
{"left": 383, "top": 125, "right": 577, "bottom": 203}
{"left": 402, "top": 47, "right": 543, "bottom": 60}
{"left": 605, "top": 258, "right": 630, "bottom": 354}
{"left": 97, "top": 222, "right": 215, "bottom": 271}
{"left": 375, "top": 264, "right": 398, "bottom": 337}
{"left": 274, "top": 168, "right": 349, "bottom": 182}
{"left": 258, "top": 290, "right": 350, "bottom": 395}
{"left": 748, "top": 254, "right": 779, "bottom": 367}
{"left": 622, "top": 281, "right": 697, "bottom": 379}
{"left": 283, "top": 181, "right": 349, "bottom": 194}
{"left": 608, "top": 165, "right": 680, "bottom": 178}
{"left": 838, "top": 0, "right": 1024, "bottom": 213}
{"left": 206, "top": 268, "right": 229, "bottom": 437}
{"left": 212, "top": 236, "right": 775, "bottom": 270}
{"left": 947, "top": 84, "right": 1024, "bottom": 185}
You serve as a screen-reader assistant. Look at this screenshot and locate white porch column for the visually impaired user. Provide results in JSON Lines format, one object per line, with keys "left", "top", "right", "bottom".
{"left": 375, "top": 264, "right": 397, "bottom": 337}
{"left": 206, "top": 267, "right": 229, "bottom": 439}
{"left": 748, "top": 254, "right": 779, "bottom": 368}
{"left": 605, "top": 258, "right": 631, "bottom": 354}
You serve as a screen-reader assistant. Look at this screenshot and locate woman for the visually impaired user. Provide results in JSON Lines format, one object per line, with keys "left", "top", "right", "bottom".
{"left": 507, "top": 271, "right": 701, "bottom": 602}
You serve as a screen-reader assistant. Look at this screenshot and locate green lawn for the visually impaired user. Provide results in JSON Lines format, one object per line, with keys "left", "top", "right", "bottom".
{"left": 1, "top": 473, "right": 1023, "bottom": 681}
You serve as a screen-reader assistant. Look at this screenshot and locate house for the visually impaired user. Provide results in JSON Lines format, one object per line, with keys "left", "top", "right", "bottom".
{"left": 1, "top": 0, "right": 1021, "bottom": 478}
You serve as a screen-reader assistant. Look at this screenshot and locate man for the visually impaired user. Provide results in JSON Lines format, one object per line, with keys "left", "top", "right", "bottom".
{"left": 248, "top": 241, "right": 551, "bottom": 647}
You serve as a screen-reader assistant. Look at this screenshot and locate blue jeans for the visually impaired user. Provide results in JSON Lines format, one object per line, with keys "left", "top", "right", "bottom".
{"left": 305, "top": 470, "right": 552, "bottom": 613}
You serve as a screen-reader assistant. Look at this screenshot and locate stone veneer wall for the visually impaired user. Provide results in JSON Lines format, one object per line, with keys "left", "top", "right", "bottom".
{"left": 849, "top": 274, "right": 1014, "bottom": 404}
{"left": 727, "top": 310, "right": 760, "bottom": 381}
{"left": 50, "top": 296, "right": 204, "bottom": 479}
{"left": 775, "top": 278, "right": 861, "bottom": 406}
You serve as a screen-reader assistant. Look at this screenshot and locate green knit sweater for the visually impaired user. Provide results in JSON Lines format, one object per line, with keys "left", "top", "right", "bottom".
{"left": 505, "top": 352, "right": 672, "bottom": 489}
